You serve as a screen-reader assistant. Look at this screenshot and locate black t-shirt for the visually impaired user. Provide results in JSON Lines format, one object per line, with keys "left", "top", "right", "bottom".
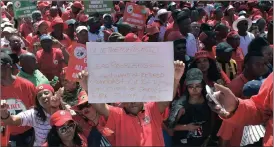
{"left": 172, "top": 100, "right": 211, "bottom": 146}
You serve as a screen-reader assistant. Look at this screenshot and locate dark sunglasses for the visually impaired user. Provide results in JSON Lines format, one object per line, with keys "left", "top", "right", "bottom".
{"left": 58, "top": 123, "right": 76, "bottom": 134}
{"left": 77, "top": 102, "right": 91, "bottom": 111}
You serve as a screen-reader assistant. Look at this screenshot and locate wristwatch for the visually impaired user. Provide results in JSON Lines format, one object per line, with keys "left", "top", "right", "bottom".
{"left": 1, "top": 111, "right": 10, "bottom": 120}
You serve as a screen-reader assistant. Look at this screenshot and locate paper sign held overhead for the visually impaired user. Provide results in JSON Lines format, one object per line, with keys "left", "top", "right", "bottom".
{"left": 86, "top": 42, "right": 174, "bottom": 103}
{"left": 13, "top": 1, "right": 37, "bottom": 19}
{"left": 83, "top": 0, "right": 113, "bottom": 15}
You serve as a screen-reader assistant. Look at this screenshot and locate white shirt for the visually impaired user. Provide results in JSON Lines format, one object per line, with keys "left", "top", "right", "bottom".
{"left": 98, "top": 25, "right": 118, "bottom": 42}
{"left": 239, "top": 32, "right": 255, "bottom": 56}
{"left": 18, "top": 109, "right": 51, "bottom": 146}
{"left": 158, "top": 23, "right": 169, "bottom": 42}
{"left": 147, "top": 16, "right": 156, "bottom": 25}
{"left": 186, "top": 33, "right": 198, "bottom": 57}
{"left": 88, "top": 32, "right": 103, "bottom": 42}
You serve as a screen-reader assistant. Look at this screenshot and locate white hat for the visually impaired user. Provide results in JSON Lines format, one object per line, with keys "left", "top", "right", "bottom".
{"left": 232, "top": 16, "right": 252, "bottom": 31}
{"left": 2, "top": 18, "right": 10, "bottom": 23}
{"left": 7, "top": 2, "right": 13, "bottom": 7}
{"left": 76, "top": 26, "right": 88, "bottom": 34}
{"left": 1, "top": 22, "right": 14, "bottom": 28}
{"left": 3, "top": 27, "right": 16, "bottom": 33}
{"left": 103, "top": 14, "right": 112, "bottom": 19}
{"left": 156, "top": 9, "right": 171, "bottom": 19}
{"left": 227, "top": 5, "right": 234, "bottom": 11}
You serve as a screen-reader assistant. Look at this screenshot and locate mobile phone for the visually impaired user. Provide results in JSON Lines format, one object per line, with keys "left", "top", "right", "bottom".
{"left": 205, "top": 85, "right": 224, "bottom": 110}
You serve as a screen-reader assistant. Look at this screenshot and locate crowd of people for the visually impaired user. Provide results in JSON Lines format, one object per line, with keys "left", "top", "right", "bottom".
{"left": 0, "top": 1, "right": 273, "bottom": 147}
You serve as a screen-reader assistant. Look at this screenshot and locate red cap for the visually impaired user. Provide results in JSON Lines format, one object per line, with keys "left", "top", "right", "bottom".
{"left": 78, "top": 14, "right": 88, "bottom": 22}
{"left": 51, "top": 17, "right": 64, "bottom": 27}
{"left": 37, "top": 20, "right": 49, "bottom": 28}
{"left": 73, "top": 1, "right": 83, "bottom": 9}
{"left": 50, "top": 110, "right": 73, "bottom": 126}
{"left": 62, "top": 11, "right": 71, "bottom": 22}
{"left": 194, "top": 50, "right": 215, "bottom": 60}
{"left": 124, "top": 33, "right": 141, "bottom": 42}
{"left": 71, "top": 91, "right": 88, "bottom": 111}
{"left": 38, "top": 1, "right": 50, "bottom": 8}
{"left": 36, "top": 84, "right": 54, "bottom": 94}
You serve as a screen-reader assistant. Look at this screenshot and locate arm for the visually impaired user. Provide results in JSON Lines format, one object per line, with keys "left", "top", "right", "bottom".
{"left": 1, "top": 113, "right": 22, "bottom": 126}
{"left": 60, "top": 46, "right": 70, "bottom": 64}
{"left": 157, "top": 60, "right": 185, "bottom": 113}
{"left": 222, "top": 74, "right": 273, "bottom": 126}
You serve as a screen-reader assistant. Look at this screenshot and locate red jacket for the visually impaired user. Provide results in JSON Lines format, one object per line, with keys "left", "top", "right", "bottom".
{"left": 222, "top": 73, "right": 273, "bottom": 146}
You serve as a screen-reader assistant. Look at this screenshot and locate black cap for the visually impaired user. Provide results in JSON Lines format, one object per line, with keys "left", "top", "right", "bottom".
{"left": 216, "top": 42, "right": 234, "bottom": 53}
{"left": 1, "top": 52, "right": 13, "bottom": 65}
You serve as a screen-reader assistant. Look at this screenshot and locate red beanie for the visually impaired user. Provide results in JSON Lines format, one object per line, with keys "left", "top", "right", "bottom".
{"left": 36, "top": 84, "right": 54, "bottom": 94}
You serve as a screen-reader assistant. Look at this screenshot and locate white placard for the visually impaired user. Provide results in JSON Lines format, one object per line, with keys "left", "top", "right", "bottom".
{"left": 86, "top": 42, "right": 174, "bottom": 103}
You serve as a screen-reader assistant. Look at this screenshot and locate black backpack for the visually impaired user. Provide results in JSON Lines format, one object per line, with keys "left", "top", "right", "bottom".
{"left": 88, "top": 126, "right": 111, "bottom": 147}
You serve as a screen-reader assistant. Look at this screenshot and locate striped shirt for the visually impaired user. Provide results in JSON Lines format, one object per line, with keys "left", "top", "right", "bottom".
{"left": 18, "top": 109, "right": 51, "bottom": 146}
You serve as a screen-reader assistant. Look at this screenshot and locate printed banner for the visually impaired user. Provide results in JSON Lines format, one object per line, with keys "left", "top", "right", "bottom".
{"left": 86, "top": 42, "right": 174, "bottom": 103}
{"left": 65, "top": 43, "right": 87, "bottom": 81}
{"left": 83, "top": 0, "right": 113, "bottom": 15}
{"left": 13, "top": 1, "right": 37, "bottom": 19}
{"left": 123, "top": 3, "right": 148, "bottom": 30}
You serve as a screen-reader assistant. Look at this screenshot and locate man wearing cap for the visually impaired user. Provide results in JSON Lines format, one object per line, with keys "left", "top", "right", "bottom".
{"left": 232, "top": 15, "right": 255, "bottom": 55}
{"left": 215, "top": 42, "right": 238, "bottom": 80}
{"left": 1, "top": 52, "right": 36, "bottom": 146}
{"left": 87, "top": 17, "right": 103, "bottom": 42}
{"left": 19, "top": 17, "right": 33, "bottom": 38}
{"left": 152, "top": 9, "right": 171, "bottom": 41}
{"left": 50, "top": 17, "right": 72, "bottom": 48}
{"left": 36, "top": 34, "right": 67, "bottom": 90}
{"left": 66, "top": 26, "right": 88, "bottom": 81}
{"left": 9, "top": 34, "right": 28, "bottom": 56}
{"left": 99, "top": 14, "right": 118, "bottom": 42}
{"left": 226, "top": 31, "right": 245, "bottom": 75}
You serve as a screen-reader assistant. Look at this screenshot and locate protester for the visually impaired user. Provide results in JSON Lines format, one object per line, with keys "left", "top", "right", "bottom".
{"left": 215, "top": 42, "right": 238, "bottom": 80}
{"left": 142, "top": 25, "right": 160, "bottom": 42}
{"left": 199, "top": 30, "right": 217, "bottom": 57}
{"left": 18, "top": 52, "right": 50, "bottom": 86}
{"left": 1, "top": 84, "right": 65, "bottom": 146}
{"left": 232, "top": 16, "right": 254, "bottom": 55}
{"left": 76, "top": 60, "right": 185, "bottom": 146}
{"left": 170, "top": 68, "right": 213, "bottom": 146}
{"left": 50, "top": 17, "right": 72, "bottom": 48}
{"left": 1, "top": 52, "right": 36, "bottom": 146}
{"left": 87, "top": 17, "right": 102, "bottom": 42}
{"left": 44, "top": 110, "right": 87, "bottom": 147}
{"left": 99, "top": 14, "right": 118, "bottom": 41}
{"left": 152, "top": 9, "right": 171, "bottom": 41}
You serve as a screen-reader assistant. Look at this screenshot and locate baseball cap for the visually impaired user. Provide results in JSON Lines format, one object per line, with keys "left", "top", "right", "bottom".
{"left": 71, "top": 91, "right": 88, "bottom": 110}
{"left": 103, "top": 14, "right": 112, "bottom": 19}
{"left": 216, "top": 42, "right": 234, "bottom": 53}
{"left": 185, "top": 68, "right": 203, "bottom": 85}
{"left": 124, "top": 33, "right": 141, "bottom": 42}
{"left": 72, "top": 1, "right": 83, "bottom": 9}
{"left": 40, "top": 34, "right": 52, "bottom": 41}
{"left": 78, "top": 14, "right": 89, "bottom": 22}
{"left": 194, "top": 50, "right": 215, "bottom": 60}
{"left": 2, "top": 26, "right": 16, "bottom": 33}
{"left": 50, "top": 110, "right": 73, "bottom": 127}
{"left": 0, "top": 52, "right": 13, "bottom": 65}
{"left": 65, "top": 19, "right": 76, "bottom": 26}
{"left": 243, "top": 80, "right": 262, "bottom": 97}
{"left": 51, "top": 17, "right": 64, "bottom": 27}
{"left": 76, "top": 26, "right": 88, "bottom": 34}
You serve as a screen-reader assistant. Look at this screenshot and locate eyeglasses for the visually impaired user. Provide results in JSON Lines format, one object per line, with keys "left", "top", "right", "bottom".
{"left": 77, "top": 102, "right": 91, "bottom": 111}
{"left": 58, "top": 123, "right": 76, "bottom": 134}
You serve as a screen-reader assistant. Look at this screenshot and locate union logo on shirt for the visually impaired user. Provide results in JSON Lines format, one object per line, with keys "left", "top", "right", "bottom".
{"left": 74, "top": 46, "right": 87, "bottom": 60}
{"left": 5, "top": 98, "right": 27, "bottom": 115}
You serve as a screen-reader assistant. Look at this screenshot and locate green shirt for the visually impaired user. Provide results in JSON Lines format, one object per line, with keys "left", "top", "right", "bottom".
{"left": 17, "top": 69, "right": 50, "bottom": 86}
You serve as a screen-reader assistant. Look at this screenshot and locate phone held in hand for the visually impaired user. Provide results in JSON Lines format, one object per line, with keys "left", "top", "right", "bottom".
{"left": 205, "top": 85, "right": 226, "bottom": 112}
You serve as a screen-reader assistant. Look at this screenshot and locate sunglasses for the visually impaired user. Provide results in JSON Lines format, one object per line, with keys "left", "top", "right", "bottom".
{"left": 77, "top": 102, "right": 91, "bottom": 111}
{"left": 58, "top": 123, "right": 76, "bottom": 134}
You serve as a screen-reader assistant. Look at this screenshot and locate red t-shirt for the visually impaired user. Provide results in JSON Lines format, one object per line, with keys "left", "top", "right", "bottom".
{"left": 36, "top": 48, "right": 64, "bottom": 81}
{"left": 1, "top": 77, "right": 36, "bottom": 135}
{"left": 105, "top": 102, "right": 164, "bottom": 146}
{"left": 52, "top": 34, "right": 72, "bottom": 49}
{"left": 19, "top": 23, "right": 33, "bottom": 38}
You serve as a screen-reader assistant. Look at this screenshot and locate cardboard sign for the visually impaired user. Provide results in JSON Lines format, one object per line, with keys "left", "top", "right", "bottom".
{"left": 123, "top": 3, "right": 148, "bottom": 30}
{"left": 86, "top": 42, "right": 174, "bottom": 103}
{"left": 66, "top": 43, "right": 87, "bottom": 81}
{"left": 83, "top": 0, "right": 113, "bottom": 15}
{"left": 13, "top": 1, "right": 37, "bottom": 19}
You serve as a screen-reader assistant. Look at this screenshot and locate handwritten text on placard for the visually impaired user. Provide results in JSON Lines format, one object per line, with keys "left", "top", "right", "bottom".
{"left": 86, "top": 42, "right": 174, "bottom": 103}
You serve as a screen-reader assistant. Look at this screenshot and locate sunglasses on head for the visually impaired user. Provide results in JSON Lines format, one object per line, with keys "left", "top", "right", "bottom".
{"left": 58, "top": 122, "right": 76, "bottom": 134}
{"left": 77, "top": 102, "right": 91, "bottom": 111}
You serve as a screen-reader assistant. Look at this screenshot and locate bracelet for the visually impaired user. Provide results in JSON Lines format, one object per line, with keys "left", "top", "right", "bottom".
{"left": 1, "top": 112, "right": 10, "bottom": 120}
